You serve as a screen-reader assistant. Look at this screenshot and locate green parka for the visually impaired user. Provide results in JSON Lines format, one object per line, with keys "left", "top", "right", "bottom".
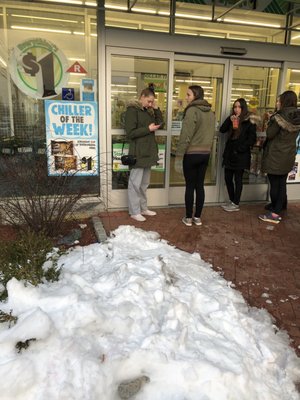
{"left": 262, "top": 107, "right": 300, "bottom": 175}
{"left": 176, "top": 99, "right": 216, "bottom": 156}
{"left": 124, "top": 100, "right": 163, "bottom": 168}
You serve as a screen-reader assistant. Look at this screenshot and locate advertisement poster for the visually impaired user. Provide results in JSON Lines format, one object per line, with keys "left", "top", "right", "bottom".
{"left": 45, "top": 100, "right": 99, "bottom": 176}
{"left": 80, "top": 79, "right": 96, "bottom": 101}
{"left": 142, "top": 73, "right": 167, "bottom": 93}
{"left": 287, "top": 133, "right": 300, "bottom": 183}
{"left": 112, "top": 143, "right": 165, "bottom": 172}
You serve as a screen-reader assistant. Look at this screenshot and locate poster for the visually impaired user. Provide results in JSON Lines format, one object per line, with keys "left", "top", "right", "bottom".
{"left": 287, "top": 133, "right": 300, "bottom": 183}
{"left": 80, "top": 79, "right": 96, "bottom": 101}
{"left": 112, "top": 143, "right": 165, "bottom": 172}
{"left": 45, "top": 100, "right": 99, "bottom": 176}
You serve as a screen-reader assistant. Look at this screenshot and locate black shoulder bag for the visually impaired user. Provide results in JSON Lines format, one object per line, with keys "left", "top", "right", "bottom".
{"left": 121, "top": 141, "right": 136, "bottom": 166}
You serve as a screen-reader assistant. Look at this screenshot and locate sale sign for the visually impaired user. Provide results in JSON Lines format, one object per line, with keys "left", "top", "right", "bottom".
{"left": 9, "top": 37, "right": 69, "bottom": 99}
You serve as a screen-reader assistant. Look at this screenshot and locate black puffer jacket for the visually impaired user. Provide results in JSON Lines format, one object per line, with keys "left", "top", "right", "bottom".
{"left": 262, "top": 107, "right": 300, "bottom": 175}
{"left": 220, "top": 114, "right": 258, "bottom": 170}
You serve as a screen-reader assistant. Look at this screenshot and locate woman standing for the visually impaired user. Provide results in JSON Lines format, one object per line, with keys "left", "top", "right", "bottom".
{"left": 220, "top": 98, "right": 257, "bottom": 212}
{"left": 124, "top": 88, "right": 163, "bottom": 222}
{"left": 175, "top": 85, "right": 215, "bottom": 226}
{"left": 259, "top": 90, "right": 300, "bottom": 224}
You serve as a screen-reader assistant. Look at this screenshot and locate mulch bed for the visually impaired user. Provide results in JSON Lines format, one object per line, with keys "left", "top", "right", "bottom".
{"left": 0, "top": 218, "right": 98, "bottom": 247}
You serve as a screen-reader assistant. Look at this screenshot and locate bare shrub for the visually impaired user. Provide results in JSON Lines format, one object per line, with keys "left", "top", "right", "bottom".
{"left": 0, "top": 153, "right": 83, "bottom": 236}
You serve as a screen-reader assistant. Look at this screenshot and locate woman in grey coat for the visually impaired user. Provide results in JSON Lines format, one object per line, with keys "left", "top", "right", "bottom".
{"left": 259, "top": 90, "right": 300, "bottom": 224}
{"left": 124, "top": 88, "right": 163, "bottom": 222}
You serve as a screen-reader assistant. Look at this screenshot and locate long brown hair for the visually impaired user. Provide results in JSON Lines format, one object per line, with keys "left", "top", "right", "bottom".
{"left": 279, "top": 90, "right": 297, "bottom": 109}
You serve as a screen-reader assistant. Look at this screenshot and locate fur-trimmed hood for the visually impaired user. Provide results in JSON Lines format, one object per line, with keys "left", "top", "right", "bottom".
{"left": 273, "top": 107, "right": 300, "bottom": 133}
{"left": 126, "top": 99, "right": 155, "bottom": 116}
{"left": 241, "top": 113, "right": 261, "bottom": 125}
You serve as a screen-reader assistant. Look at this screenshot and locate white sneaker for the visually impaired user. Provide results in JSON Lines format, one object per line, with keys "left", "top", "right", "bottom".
{"left": 131, "top": 214, "right": 146, "bottom": 222}
{"left": 221, "top": 201, "right": 232, "bottom": 209}
{"left": 182, "top": 217, "right": 192, "bottom": 226}
{"left": 223, "top": 202, "right": 240, "bottom": 212}
{"left": 193, "top": 217, "right": 202, "bottom": 226}
{"left": 141, "top": 209, "right": 157, "bottom": 216}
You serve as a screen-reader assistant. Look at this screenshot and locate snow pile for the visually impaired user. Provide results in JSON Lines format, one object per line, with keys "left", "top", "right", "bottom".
{"left": 0, "top": 225, "right": 299, "bottom": 399}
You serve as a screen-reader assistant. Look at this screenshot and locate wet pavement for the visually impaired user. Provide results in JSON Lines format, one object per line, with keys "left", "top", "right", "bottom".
{"left": 99, "top": 202, "right": 300, "bottom": 356}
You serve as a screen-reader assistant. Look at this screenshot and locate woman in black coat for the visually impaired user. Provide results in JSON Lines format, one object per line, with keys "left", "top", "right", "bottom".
{"left": 220, "top": 98, "right": 257, "bottom": 212}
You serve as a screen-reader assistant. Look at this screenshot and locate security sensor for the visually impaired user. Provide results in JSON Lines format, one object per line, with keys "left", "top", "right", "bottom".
{"left": 220, "top": 47, "right": 247, "bottom": 55}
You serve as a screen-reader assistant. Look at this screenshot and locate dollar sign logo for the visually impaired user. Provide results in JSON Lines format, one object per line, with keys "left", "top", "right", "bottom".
{"left": 22, "top": 52, "right": 39, "bottom": 76}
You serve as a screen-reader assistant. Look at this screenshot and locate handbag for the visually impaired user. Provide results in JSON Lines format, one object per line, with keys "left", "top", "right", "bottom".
{"left": 121, "top": 154, "right": 136, "bottom": 166}
{"left": 120, "top": 141, "right": 136, "bottom": 166}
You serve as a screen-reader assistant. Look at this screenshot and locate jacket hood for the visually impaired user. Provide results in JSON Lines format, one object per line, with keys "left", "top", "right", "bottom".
{"left": 243, "top": 113, "right": 261, "bottom": 125}
{"left": 185, "top": 99, "right": 212, "bottom": 114}
{"left": 274, "top": 107, "right": 300, "bottom": 133}
{"left": 126, "top": 99, "right": 155, "bottom": 116}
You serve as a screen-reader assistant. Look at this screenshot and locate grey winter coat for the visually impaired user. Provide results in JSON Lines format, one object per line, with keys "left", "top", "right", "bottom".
{"left": 124, "top": 100, "right": 163, "bottom": 168}
{"left": 176, "top": 99, "right": 215, "bottom": 156}
{"left": 262, "top": 107, "right": 300, "bottom": 175}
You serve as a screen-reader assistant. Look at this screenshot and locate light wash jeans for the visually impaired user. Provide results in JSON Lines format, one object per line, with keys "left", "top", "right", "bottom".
{"left": 128, "top": 167, "right": 151, "bottom": 215}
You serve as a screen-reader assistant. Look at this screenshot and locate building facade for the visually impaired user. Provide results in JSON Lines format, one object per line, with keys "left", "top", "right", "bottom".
{"left": 1, "top": 0, "right": 300, "bottom": 209}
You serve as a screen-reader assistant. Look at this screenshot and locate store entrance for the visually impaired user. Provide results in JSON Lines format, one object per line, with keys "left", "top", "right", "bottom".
{"left": 106, "top": 48, "right": 282, "bottom": 209}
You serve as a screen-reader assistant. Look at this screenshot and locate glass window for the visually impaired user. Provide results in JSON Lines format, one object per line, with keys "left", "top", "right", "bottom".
{"left": 111, "top": 55, "right": 169, "bottom": 189}
{"left": 0, "top": 2, "right": 98, "bottom": 196}
{"left": 286, "top": 68, "right": 300, "bottom": 105}
{"left": 230, "top": 65, "right": 280, "bottom": 183}
{"left": 171, "top": 60, "right": 224, "bottom": 187}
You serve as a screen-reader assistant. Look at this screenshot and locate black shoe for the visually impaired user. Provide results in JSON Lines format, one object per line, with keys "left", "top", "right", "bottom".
{"left": 264, "top": 202, "right": 287, "bottom": 211}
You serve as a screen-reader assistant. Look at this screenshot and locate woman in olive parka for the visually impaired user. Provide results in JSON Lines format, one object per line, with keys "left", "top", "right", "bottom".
{"left": 259, "top": 90, "right": 300, "bottom": 224}
{"left": 124, "top": 88, "right": 163, "bottom": 222}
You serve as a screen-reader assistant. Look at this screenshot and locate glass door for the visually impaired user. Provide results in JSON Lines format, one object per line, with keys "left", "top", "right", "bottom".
{"left": 106, "top": 47, "right": 173, "bottom": 209}
{"left": 169, "top": 56, "right": 227, "bottom": 205}
{"left": 220, "top": 60, "right": 281, "bottom": 202}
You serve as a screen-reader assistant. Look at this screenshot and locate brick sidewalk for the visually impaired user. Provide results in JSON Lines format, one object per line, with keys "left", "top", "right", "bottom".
{"left": 99, "top": 203, "right": 300, "bottom": 355}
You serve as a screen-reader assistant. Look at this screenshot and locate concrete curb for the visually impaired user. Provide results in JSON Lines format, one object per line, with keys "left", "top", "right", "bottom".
{"left": 91, "top": 216, "right": 107, "bottom": 243}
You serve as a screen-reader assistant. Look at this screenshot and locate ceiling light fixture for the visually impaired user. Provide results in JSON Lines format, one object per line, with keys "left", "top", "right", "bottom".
{"left": 0, "top": 56, "right": 7, "bottom": 67}
{"left": 132, "top": 7, "right": 156, "bottom": 14}
{"left": 10, "top": 14, "right": 79, "bottom": 23}
{"left": 11, "top": 25, "right": 72, "bottom": 34}
{"left": 105, "top": 4, "right": 128, "bottom": 10}
{"left": 176, "top": 13, "right": 211, "bottom": 20}
{"left": 223, "top": 18, "right": 280, "bottom": 28}
{"left": 43, "top": 0, "right": 83, "bottom": 4}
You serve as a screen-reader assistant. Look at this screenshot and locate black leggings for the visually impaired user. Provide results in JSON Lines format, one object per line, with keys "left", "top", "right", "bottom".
{"left": 224, "top": 168, "right": 244, "bottom": 205}
{"left": 183, "top": 153, "right": 210, "bottom": 218}
{"left": 268, "top": 173, "right": 288, "bottom": 214}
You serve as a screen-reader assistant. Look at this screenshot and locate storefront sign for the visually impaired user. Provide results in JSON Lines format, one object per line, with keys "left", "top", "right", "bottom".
{"left": 112, "top": 143, "right": 165, "bottom": 172}
{"left": 45, "top": 100, "right": 99, "bottom": 176}
{"left": 9, "top": 38, "right": 69, "bottom": 99}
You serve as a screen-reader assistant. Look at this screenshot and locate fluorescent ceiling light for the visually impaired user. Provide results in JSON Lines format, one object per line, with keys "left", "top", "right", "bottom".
{"left": 42, "top": 0, "right": 83, "bottom": 4}
{"left": 85, "top": 1, "right": 96, "bottom": 5}
{"left": 175, "top": 31, "right": 197, "bottom": 36}
{"left": 11, "top": 25, "right": 72, "bottom": 34}
{"left": 232, "top": 88, "right": 253, "bottom": 91}
{"left": 73, "top": 31, "right": 85, "bottom": 35}
{"left": 111, "top": 90, "right": 137, "bottom": 93}
{"left": 230, "top": 37, "right": 250, "bottom": 41}
{"left": 223, "top": 18, "right": 280, "bottom": 28}
{"left": 158, "top": 11, "right": 170, "bottom": 16}
{"left": 10, "top": 14, "right": 79, "bottom": 23}
{"left": 200, "top": 33, "right": 225, "bottom": 38}
{"left": 132, "top": 7, "right": 156, "bottom": 14}
{"left": 70, "top": 72, "right": 86, "bottom": 75}
{"left": 106, "top": 24, "right": 138, "bottom": 30}
{"left": 176, "top": 13, "right": 211, "bottom": 21}
{"left": 112, "top": 84, "right": 137, "bottom": 88}
{"left": 90, "top": 33, "right": 98, "bottom": 36}
{"left": 289, "top": 82, "right": 300, "bottom": 85}
{"left": 143, "top": 28, "right": 168, "bottom": 33}
{"left": 68, "top": 82, "right": 80, "bottom": 85}
{"left": 291, "top": 35, "right": 300, "bottom": 40}
{"left": 0, "top": 56, "right": 7, "bottom": 67}
{"left": 68, "top": 57, "right": 86, "bottom": 61}
{"left": 291, "top": 69, "right": 300, "bottom": 72}
{"left": 105, "top": 4, "right": 128, "bottom": 10}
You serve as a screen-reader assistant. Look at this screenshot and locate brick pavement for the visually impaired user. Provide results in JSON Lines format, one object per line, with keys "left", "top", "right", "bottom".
{"left": 99, "top": 202, "right": 300, "bottom": 356}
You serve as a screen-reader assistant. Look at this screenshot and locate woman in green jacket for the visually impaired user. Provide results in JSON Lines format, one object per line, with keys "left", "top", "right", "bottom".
{"left": 175, "top": 85, "right": 215, "bottom": 226}
{"left": 259, "top": 90, "right": 300, "bottom": 224}
{"left": 124, "top": 88, "right": 163, "bottom": 222}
